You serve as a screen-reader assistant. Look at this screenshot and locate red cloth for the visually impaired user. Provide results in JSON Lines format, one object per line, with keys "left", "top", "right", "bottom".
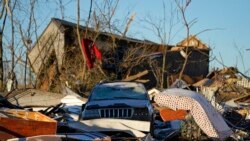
{"left": 81, "top": 39, "right": 102, "bottom": 69}
{"left": 159, "top": 108, "right": 187, "bottom": 122}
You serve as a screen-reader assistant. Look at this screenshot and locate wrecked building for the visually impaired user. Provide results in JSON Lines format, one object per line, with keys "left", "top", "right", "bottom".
{"left": 166, "top": 35, "right": 210, "bottom": 85}
{"left": 28, "top": 18, "right": 210, "bottom": 93}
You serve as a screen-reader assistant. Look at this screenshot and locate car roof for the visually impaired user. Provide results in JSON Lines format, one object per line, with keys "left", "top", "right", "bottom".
{"left": 97, "top": 81, "right": 145, "bottom": 88}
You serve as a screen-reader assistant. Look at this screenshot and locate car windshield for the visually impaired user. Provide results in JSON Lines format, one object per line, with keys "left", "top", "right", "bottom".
{"left": 89, "top": 83, "right": 148, "bottom": 101}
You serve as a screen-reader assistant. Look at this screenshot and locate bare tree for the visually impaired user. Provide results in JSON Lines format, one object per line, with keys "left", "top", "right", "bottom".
{"left": 76, "top": 0, "right": 87, "bottom": 80}
{"left": 8, "top": 0, "right": 17, "bottom": 90}
{"left": 121, "top": 45, "right": 150, "bottom": 77}
{"left": 122, "top": 12, "right": 136, "bottom": 37}
{"left": 92, "top": 0, "right": 119, "bottom": 34}
{"left": 17, "top": 0, "right": 35, "bottom": 88}
{"left": 91, "top": 0, "right": 138, "bottom": 79}
{"left": 10, "top": 0, "right": 16, "bottom": 74}
{"left": 143, "top": 1, "right": 178, "bottom": 88}
{"left": 234, "top": 43, "right": 246, "bottom": 73}
{"left": 0, "top": 0, "right": 9, "bottom": 91}
{"left": 175, "top": 0, "right": 195, "bottom": 80}
{"left": 57, "top": 0, "right": 64, "bottom": 20}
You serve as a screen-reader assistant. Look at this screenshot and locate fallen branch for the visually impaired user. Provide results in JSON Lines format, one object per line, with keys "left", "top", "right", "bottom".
{"left": 135, "top": 79, "right": 150, "bottom": 83}
{"left": 123, "top": 70, "right": 148, "bottom": 81}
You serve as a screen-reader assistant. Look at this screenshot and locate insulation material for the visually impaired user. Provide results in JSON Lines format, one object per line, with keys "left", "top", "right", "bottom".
{"left": 155, "top": 88, "right": 233, "bottom": 140}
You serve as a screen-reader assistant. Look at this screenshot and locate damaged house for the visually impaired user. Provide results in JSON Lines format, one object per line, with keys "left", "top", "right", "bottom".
{"left": 166, "top": 35, "right": 210, "bottom": 85}
{"left": 28, "top": 18, "right": 210, "bottom": 93}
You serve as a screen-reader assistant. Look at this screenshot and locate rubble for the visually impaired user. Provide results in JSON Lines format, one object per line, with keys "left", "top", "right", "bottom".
{"left": 0, "top": 67, "right": 250, "bottom": 140}
{"left": 8, "top": 133, "right": 111, "bottom": 141}
{"left": 191, "top": 67, "right": 250, "bottom": 140}
{"left": 147, "top": 67, "right": 250, "bottom": 140}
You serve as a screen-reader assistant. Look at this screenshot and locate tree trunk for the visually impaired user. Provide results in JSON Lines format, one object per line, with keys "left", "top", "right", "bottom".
{"left": 24, "top": 52, "right": 28, "bottom": 88}
{"left": 11, "top": 10, "right": 15, "bottom": 76}
{"left": 161, "top": 45, "right": 167, "bottom": 89}
{"left": 0, "top": 30, "right": 3, "bottom": 91}
{"left": 0, "top": 6, "right": 8, "bottom": 91}
{"left": 10, "top": 0, "right": 17, "bottom": 90}
{"left": 76, "top": 0, "right": 87, "bottom": 79}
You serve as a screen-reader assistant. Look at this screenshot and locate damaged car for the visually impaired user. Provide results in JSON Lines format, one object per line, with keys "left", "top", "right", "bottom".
{"left": 79, "top": 81, "right": 154, "bottom": 138}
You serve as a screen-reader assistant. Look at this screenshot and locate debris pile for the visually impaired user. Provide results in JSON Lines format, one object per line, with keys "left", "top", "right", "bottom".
{"left": 1, "top": 67, "right": 250, "bottom": 140}
{"left": 147, "top": 67, "right": 250, "bottom": 140}
{"left": 193, "top": 67, "right": 250, "bottom": 134}
{"left": 0, "top": 88, "right": 112, "bottom": 141}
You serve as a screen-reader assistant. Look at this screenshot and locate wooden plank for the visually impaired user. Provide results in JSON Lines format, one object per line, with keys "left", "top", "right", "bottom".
{"left": 123, "top": 70, "right": 148, "bottom": 81}
{"left": 135, "top": 79, "right": 150, "bottom": 83}
{"left": 0, "top": 110, "right": 57, "bottom": 140}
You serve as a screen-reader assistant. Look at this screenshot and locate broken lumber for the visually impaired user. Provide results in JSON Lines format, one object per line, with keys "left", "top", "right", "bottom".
{"left": 123, "top": 70, "right": 148, "bottom": 81}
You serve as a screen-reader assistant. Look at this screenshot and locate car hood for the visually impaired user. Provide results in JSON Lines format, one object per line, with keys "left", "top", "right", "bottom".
{"left": 86, "top": 99, "right": 151, "bottom": 109}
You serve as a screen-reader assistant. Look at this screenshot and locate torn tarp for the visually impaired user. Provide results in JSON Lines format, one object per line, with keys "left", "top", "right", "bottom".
{"left": 155, "top": 88, "right": 233, "bottom": 140}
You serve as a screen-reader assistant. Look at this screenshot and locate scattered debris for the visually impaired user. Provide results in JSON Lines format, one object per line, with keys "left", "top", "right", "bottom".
{"left": 8, "top": 133, "right": 111, "bottom": 141}
{"left": 1, "top": 75, "right": 250, "bottom": 140}
{"left": 192, "top": 67, "right": 250, "bottom": 137}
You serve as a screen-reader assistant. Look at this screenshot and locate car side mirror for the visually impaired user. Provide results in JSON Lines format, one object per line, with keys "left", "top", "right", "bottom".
{"left": 78, "top": 104, "right": 86, "bottom": 121}
{"left": 81, "top": 104, "right": 86, "bottom": 111}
